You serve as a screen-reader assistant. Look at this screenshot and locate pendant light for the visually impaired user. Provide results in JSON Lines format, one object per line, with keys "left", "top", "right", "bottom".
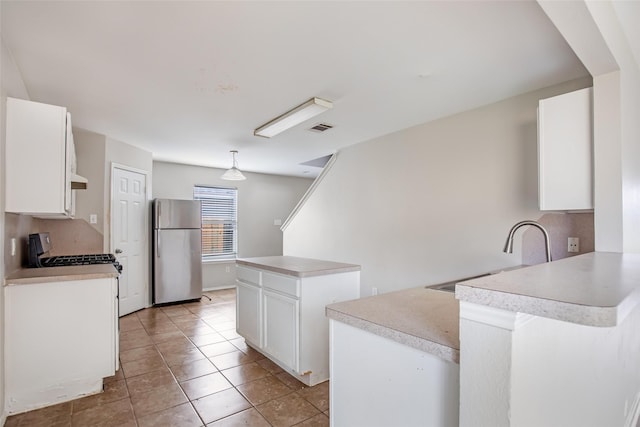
{"left": 221, "top": 150, "right": 246, "bottom": 181}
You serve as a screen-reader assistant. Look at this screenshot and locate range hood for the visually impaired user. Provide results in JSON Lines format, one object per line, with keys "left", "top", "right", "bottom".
{"left": 71, "top": 173, "right": 88, "bottom": 190}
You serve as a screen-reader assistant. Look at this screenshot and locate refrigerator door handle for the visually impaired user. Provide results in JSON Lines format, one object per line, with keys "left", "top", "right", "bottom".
{"left": 156, "top": 230, "right": 160, "bottom": 258}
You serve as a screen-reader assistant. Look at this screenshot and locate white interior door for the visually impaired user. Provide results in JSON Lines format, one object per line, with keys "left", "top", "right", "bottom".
{"left": 112, "top": 166, "right": 147, "bottom": 316}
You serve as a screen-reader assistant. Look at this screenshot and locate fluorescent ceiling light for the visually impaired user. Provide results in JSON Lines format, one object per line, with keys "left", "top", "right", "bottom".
{"left": 254, "top": 97, "right": 333, "bottom": 138}
{"left": 221, "top": 150, "right": 246, "bottom": 181}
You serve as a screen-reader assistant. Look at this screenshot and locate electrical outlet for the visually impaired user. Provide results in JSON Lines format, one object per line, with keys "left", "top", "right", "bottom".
{"left": 225, "top": 266, "right": 230, "bottom": 273}
{"left": 371, "top": 287, "right": 378, "bottom": 296}
{"left": 568, "top": 237, "right": 580, "bottom": 253}
{"left": 89, "top": 214, "right": 98, "bottom": 224}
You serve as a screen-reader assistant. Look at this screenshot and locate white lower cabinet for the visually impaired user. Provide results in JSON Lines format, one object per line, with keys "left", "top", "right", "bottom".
{"left": 235, "top": 262, "right": 360, "bottom": 386}
{"left": 236, "top": 280, "right": 262, "bottom": 348}
{"left": 5, "top": 277, "right": 118, "bottom": 414}
{"left": 330, "top": 320, "right": 460, "bottom": 427}
{"left": 262, "top": 289, "right": 299, "bottom": 371}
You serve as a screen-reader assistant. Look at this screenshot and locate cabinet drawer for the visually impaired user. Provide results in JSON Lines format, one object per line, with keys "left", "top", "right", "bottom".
{"left": 237, "top": 265, "right": 261, "bottom": 286}
{"left": 263, "top": 272, "right": 300, "bottom": 298}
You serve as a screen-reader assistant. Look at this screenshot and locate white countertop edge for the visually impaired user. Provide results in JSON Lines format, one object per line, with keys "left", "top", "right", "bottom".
{"left": 256, "top": 264, "right": 361, "bottom": 278}
{"left": 455, "top": 285, "right": 620, "bottom": 327}
{"left": 237, "top": 257, "right": 360, "bottom": 278}
{"left": 326, "top": 307, "right": 460, "bottom": 364}
{"left": 5, "top": 265, "right": 120, "bottom": 286}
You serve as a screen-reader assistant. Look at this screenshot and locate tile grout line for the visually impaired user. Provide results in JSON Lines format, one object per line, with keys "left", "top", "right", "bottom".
{"left": 138, "top": 306, "right": 214, "bottom": 426}
{"left": 162, "top": 294, "right": 316, "bottom": 426}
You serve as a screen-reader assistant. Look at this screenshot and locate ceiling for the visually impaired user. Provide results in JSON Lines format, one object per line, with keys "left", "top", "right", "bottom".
{"left": 1, "top": 1, "right": 590, "bottom": 178}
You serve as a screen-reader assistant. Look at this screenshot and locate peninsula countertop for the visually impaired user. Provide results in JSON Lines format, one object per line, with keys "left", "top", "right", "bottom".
{"left": 456, "top": 252, "right": 640, "bottom": 327}
{"left": 326, "top": 288, "right": 460, "bottom": 363}
{"left": 5, "top": 264, "right": 120, "bottom": 286}
{"left": 236, "top": 256, "right": 361, "bottom": 278}
{"left": 325, "top": 252, "right": 640, "bottom": 366}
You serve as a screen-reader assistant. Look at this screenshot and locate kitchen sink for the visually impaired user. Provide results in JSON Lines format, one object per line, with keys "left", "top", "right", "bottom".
{"left": 425, "top": 273, "right": 492, "bottom": 293}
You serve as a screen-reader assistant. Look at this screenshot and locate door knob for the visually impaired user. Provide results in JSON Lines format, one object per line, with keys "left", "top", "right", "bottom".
{"left": 115, "top": 248, "right": 123, "bottom": 254}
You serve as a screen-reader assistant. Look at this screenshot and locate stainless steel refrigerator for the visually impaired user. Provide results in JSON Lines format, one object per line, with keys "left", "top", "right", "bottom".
{"left": 152, "top": 198, "right": 203, "bottom": 304}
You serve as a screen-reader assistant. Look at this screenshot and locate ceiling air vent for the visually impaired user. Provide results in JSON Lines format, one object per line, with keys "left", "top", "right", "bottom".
{"left": 308, "top": 123, "right": 333, "bottom": 133}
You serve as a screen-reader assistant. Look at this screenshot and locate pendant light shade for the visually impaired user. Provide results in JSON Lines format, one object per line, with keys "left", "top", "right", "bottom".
{"left": 221, "top": 150, "right": 246, "bottom": 181}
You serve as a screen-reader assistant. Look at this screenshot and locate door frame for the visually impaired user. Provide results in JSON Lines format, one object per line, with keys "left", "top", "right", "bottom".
{"left": 110, "top": 162, "right": 152, "bottom": 309}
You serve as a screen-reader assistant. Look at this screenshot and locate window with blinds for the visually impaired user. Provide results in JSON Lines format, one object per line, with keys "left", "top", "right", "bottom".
{"left": 193, "top": 185, "right": 238, "bottom": 260}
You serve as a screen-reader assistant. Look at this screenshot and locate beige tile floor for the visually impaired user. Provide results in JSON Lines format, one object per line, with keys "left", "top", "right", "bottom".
{"left": 5, "top": 289, "right": 330, "bottom": 427}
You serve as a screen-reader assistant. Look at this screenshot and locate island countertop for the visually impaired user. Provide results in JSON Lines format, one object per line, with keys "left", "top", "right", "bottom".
{"left": 326, "top": 288, "right": 460, "bottom": 363}
{"left": 455, "top": 252, "right": 640, "bottom": 327}
{"left": 5, "top": 264, "right": 120, "bottom": 286}
{"left": 236, "top": 256, "right": 361, "bottom": 278}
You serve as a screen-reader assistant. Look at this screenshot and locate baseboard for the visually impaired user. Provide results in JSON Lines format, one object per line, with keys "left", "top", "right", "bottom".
{"left": 203, "top": 285, "right": 235, "bottom": 292}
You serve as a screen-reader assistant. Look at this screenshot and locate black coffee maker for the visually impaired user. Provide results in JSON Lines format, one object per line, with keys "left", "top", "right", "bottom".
{"left": 27, "top": 233, "right": 51, "bottom": 267}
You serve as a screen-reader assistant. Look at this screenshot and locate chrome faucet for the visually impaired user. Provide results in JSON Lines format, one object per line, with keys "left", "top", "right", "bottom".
{"left": 503, "top": 220, "right": 552, "bottom": 262}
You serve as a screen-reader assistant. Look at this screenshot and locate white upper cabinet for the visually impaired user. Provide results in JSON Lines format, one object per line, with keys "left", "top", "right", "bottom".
{"left": 5, "top": 97, "right": 86, "bottom": 218}
{"left": 537, "top": 87, "right": 593, "bottom": 211}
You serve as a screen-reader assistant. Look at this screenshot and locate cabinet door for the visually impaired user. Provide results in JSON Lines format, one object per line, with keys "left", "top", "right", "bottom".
{"left": 236, "top": 281, "right": 262, "bottom": 348}
{"left": 263, "top": 289, "right": 299, "bottom": 372}
{"left": 5, "top": 278, "right": 117, "bottom": 413}
{"left": 538, "top": 87, "right": 593, "bottom": 211}
{"left": 5, "top": 97, "right": 69, "bottom": 216}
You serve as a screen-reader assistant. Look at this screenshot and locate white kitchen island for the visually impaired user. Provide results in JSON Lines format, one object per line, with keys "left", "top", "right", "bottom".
{"left": 235, "top": 256, "right": 360, "bottom": 386}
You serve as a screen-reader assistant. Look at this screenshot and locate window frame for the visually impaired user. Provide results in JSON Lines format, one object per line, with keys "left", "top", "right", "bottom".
{"left": 193, "top": 185, "right": 238, "bottom": 261}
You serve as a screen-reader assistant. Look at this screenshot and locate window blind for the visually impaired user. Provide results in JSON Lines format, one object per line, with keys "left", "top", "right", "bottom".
{"left": 193, "top": 185, "right": 238, "bottom": 260}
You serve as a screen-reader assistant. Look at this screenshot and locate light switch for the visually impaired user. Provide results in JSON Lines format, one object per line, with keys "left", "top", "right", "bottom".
{"left": 274, "top": 219, "right": 282, "bottom": 226}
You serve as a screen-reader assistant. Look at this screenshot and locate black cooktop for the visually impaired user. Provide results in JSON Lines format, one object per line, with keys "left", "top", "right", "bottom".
{"left": 39, "top": 253, "right": 122, "bottom": 273}
{"left": 27, "top": 233, "right": 122, "bottom": 273}
{"left": 40, "top": 253, "right": 117, "bottom": 267}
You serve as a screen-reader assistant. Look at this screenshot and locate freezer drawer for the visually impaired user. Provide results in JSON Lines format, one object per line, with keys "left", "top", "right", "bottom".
{"left": 153, "top": 228, "right": 202, "bottom": 304}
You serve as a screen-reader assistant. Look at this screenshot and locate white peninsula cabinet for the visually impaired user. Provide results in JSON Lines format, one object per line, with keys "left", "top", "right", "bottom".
{"left": 327, "top": 288, "right": 460, "bottom": 427}
{"left": 4, "top": 265, "right": 119, "bottom": 414}
{"left": 236, "top": 256, "right": 360, "bottom": 386}
{"left": 537, "top": 87, "right": 593, "bottom": 211}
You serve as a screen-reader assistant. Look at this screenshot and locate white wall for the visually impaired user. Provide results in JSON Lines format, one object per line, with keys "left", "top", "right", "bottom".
{"left": 0, "top": 43, "right": 7, "bottom": 427}
{"left": 152, "top": 161, "right": 312, "bottom": 289}
{"left": 459, "top": 302, "right": 640, "bottom": 427}
{"left": 284, "top": 78, "right": 591, "bottom": 296}
{"left": 538, "top": 0, "right": 640, "bottom": 254}
{"left": 510, "top": 307, "right": 640, "bottom": 427}
{"left": 74, "top": 128, "right": 107, "bottom": 236}
{"left": 1, "top": 34, "right": 30, "bottom": 426}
